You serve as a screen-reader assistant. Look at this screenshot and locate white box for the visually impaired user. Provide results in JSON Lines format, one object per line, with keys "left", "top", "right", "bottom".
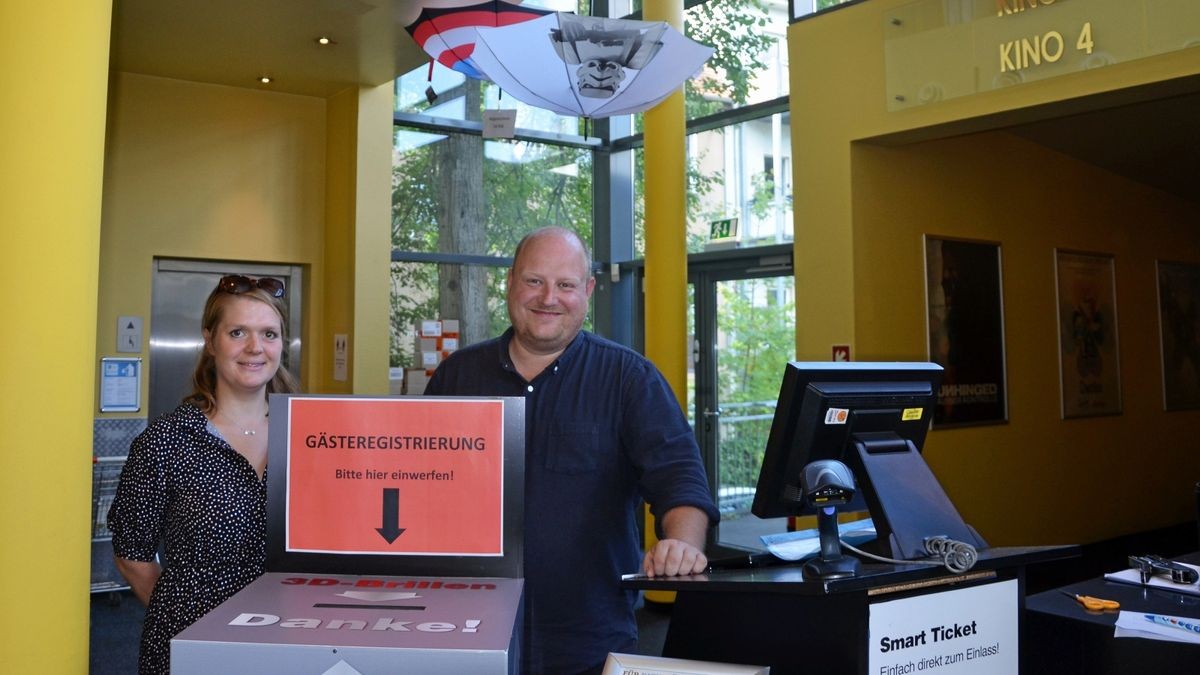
{"left": 173, "top": 573, "right": 521, "bottom": 674}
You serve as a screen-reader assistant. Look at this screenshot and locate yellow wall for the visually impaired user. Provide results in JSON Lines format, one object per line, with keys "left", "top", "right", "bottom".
{"left": 790, "top": 0, "right": 1200, "bottom": 545}
{"left": 0, "top": 3, "right": 112, "bottom": 671}
{"left": 852, "top": 131, "right": 1200, "bottom": 545}
{"left": 350, "top": 83, "right": 395, "bottom": 396}
{"left": 97, "top": 73, "right": 393, "bottom": 397}
{"left": 322, "top": 87, "right": 357, "bottom": 393}
{"left": 97, "top": 72, "right": 328, "bottom": 403}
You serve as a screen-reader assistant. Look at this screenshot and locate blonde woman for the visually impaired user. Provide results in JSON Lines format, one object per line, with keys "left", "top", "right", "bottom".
{"left": 108, "top": 275, "right": 299, "bottom": 674}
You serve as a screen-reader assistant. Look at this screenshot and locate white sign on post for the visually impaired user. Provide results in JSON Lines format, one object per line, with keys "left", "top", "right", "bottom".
{"left": 868, "top": 579, "right": 1019, "bottom": 675}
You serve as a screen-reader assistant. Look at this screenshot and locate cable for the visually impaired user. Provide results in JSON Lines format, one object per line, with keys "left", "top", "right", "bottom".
{"left": 838, "top": 536, "right": 978, "bottom": 574}
{"left": 923, "top": 535, "right": 978, "bottom": 574}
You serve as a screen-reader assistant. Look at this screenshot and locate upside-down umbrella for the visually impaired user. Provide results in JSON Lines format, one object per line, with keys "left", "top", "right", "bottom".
{"left": 467, "top": 12, "right": 714, "bottom": 118}
{"left": 404, "top": 0, "right": 554, "bottom": 80}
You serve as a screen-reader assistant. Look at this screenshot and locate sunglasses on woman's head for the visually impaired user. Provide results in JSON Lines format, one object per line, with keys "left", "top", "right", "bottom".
{"left": 218, "top": 275, "right": 285, "bottom": 298}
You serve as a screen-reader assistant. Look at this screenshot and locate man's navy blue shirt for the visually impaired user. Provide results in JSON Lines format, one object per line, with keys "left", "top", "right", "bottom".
{"left": 425, "top": 328, "right": 718, "bottom": 674}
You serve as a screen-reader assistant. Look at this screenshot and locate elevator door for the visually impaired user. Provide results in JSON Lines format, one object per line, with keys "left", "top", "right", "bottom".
{"left": 148, "top": 259, "right": 303, "bottom": 423}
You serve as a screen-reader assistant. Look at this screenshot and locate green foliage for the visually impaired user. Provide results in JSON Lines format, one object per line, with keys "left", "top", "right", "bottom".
{"left": 632, "top": 0, "right": 778, "bottom": 255}
{"left": 390, "top": 142, "right": 440, "bottom": 368}
{"left": 685, "top": 0, "right": 777, "bottom": 117}
{"left": 390, "top": 131, "right": 593, "bottom": 368}
{"left": 714, "top": 278, "right": 795, "bottom": 490}
{"left": 747, "top": 171, "right": 775, "bottom": 222}
{"left": 632, "top": 145, "right": 720, "bottom": 256}
{"left": 392, "top": 0, "right": 783, "bottom": 365}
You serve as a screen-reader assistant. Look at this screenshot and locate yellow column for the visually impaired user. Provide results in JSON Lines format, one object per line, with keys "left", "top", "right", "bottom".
{"left": 319, "top": 82, "right": 392, "bottom": 396}
{"left": 352, "top": 83, "right": 394, "bottom": 395}
{"left": 642, "top": 0, "right": 688, "bottom": 603}
{"left": 322, "top": 81, "right": 392, "bottom": 396}
{"left": 642, "top": 1, "right": 688, "bottom": 415}
{"left": 0, "top": 2, "right": 112, "bottom": 672}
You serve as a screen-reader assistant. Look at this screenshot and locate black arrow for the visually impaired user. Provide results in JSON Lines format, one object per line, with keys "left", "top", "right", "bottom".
{"left": 376, "top": 488, "right": 405, "bottom": 543}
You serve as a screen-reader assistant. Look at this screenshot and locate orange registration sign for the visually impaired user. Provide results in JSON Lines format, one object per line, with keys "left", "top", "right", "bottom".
{"left": 284, "top": 397, "right": 505, "bottom": 556}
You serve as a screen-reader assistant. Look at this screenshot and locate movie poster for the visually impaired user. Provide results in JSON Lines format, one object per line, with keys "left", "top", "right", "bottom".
{"left": 1157, "top": 261, "right": 1200, "bottom": 411}
{"left": 925, "top": 236, "right": 1008, "bottom": 427}
{"left": 1055, "top": 251, "right": 1121, "bottom": 418}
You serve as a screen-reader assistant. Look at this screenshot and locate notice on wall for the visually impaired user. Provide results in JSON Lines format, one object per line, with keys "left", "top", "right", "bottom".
{"left": 284, "top": 397, "right": 505, "bottom": 556}
{"left": 868, "top": 579, "right": 1018, "bottom": 675}
{"left": 100, "top": 357, "right": 142, "bottom": 412}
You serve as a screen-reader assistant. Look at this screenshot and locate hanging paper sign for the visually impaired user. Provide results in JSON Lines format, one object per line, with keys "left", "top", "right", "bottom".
{"left": 284, "top": 397, "right": 505, "bottom": 556}
{"left": 482, "top": 109, "right": 517, "bottom": 138}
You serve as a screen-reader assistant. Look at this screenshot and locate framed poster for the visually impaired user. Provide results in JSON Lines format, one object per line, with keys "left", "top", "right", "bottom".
{"left": 1156, "top": 261, "right": 1200, "bottom": 410}
{"left": 924, "top": 236, "right": 1008, "bottom": 427}
{"left": 1055, "top": 250, "right": 1121, "bottom": 418}
{"left": 99, "top": 357, "right": 142, "bottom": 412}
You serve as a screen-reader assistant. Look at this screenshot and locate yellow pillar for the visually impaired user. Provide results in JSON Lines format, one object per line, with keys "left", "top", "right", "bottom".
{"left": 352, "top": 83, "right": 394, "bottom": 395}
{"left": 642, "top": 1, "right": 688, "bottom": 415}
{"left": 642, "top": 0, "right": 688, "bottom": 603}
{"left": 322, "top": 81, "right": 392, "bottom": 396}
{"left": 0, "top": 2, "right": 112, "bottom": 672}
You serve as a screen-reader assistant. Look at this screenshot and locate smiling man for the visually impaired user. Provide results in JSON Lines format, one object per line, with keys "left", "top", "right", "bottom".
{"left": 425, "top": 226, "right": 718, "bottom": 675}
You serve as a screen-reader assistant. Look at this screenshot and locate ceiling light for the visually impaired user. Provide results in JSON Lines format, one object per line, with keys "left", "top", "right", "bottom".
{"left": 316, "top": 36, "right": 335, "bottom": 46}
{"left": 258, "top": 76, "right": 273, "bottom": 84}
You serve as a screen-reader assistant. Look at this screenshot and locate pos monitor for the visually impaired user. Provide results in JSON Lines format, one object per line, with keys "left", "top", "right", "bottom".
{"left": 751, "top": 362, "right": 985, "bottom": 561}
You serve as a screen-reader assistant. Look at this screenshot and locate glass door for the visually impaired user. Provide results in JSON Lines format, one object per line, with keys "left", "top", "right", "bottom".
{"left": 687, "top": 246, "right": 794, "bottom": 554}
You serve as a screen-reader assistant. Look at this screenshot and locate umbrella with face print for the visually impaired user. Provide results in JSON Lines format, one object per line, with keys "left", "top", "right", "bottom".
{"left": 467, "top": 12, "right": 714, "bottom": 118}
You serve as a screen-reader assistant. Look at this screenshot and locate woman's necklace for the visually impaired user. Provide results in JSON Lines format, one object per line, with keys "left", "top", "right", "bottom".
{"left": 217, "top": 409, "right": 266, "bottom": 437}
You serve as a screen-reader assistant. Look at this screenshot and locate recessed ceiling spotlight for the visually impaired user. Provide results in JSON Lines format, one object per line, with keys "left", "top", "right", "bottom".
{"left": 258, "top": 76, "right": 273, "bottom": 84}
{"left": 316, "top": 36, "right": 335, "bottom": 46}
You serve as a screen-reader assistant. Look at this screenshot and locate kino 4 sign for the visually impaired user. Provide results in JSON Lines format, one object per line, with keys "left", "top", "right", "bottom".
{"left": 283, "top": 397, "right": 505, "bottom": 556}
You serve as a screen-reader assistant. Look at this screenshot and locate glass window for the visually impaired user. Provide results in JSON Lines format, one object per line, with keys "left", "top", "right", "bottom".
{"left": 684, "top": 0, "right": 789, "bottom": 116}
{"left": 391, "top": 127, "right": 594, "bottom": 360}
{"left": 389, "top": 259, "right": 596, "bottom": 370}
{"left": 633, "top": 110, "right": 792, "bottom": 257}
{"left": 393, "top": 128, "right": 593, "bottom": 255}
{"left": 396, "top": 70, "right": 589, "bottom": 137}
{"left": 619, "top": 0, "right": 790, "bottom": 131}
{"left": 389, "top": 262, "right": 511, "bottom": 369}
{"left": 712, "top": 275, "right": 795, "bottom": 542}
{"left": 792, "top": 0, "right": 856, "bottom": 22}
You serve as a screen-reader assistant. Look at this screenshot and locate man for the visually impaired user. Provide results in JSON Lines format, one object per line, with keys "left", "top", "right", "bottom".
{"left": 425, "top": 226, "right": 718, "bottom": 674}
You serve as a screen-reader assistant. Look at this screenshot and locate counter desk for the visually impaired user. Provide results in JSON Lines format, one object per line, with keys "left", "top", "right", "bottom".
{"left": 624, "top": 545, "right": 1077, "bottom": 675}
{"left": 1025, "top": 551, "right": 1200, "bottom": 675}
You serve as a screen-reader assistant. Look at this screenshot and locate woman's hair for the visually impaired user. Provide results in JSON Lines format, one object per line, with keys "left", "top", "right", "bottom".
{"left": 186, "top": 282, "right": 300, "bottom": 412}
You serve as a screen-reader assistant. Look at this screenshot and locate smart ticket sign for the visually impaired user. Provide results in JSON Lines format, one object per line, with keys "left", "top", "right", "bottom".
{"left": 266, "top": 395, "right": 525, "bottom": 577}
{"left": 868, "top": 579, "right": 1019, "bottom": 674}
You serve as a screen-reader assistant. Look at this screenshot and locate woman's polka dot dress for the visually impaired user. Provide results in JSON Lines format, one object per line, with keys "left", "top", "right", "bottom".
{"left": 108, "top": 402, "right": 267, "bottom": 674}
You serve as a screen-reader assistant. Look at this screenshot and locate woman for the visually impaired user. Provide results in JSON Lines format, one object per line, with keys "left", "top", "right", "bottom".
{"left": 108, "top": 274, "right": 299, "bottom": 674}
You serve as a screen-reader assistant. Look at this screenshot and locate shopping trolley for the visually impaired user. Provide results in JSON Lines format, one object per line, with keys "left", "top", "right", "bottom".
{"left": 91, "top": 456, "right": 130, "bottom": 600}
